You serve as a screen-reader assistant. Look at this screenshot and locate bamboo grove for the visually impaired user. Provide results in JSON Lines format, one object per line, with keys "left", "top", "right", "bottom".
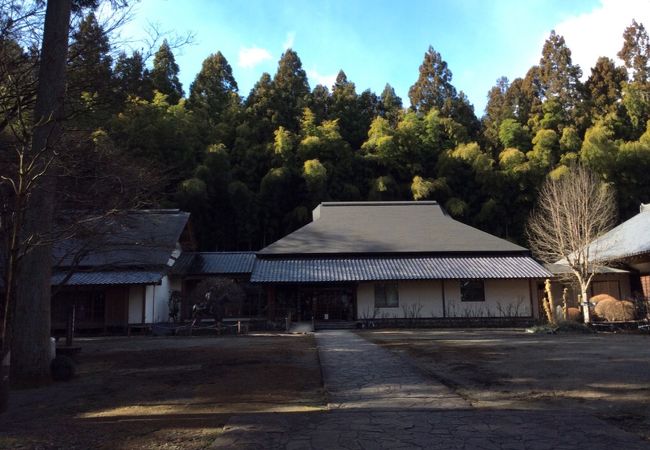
{"left": 3, "top": 12, "right": 650, "bottom": 252}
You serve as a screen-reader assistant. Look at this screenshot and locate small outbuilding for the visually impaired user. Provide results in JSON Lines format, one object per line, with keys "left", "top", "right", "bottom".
{"left": 51, "top": 209, "right": 193, "bottom": 333}
{"left": 547, "top": 204, "right": 650, "bottom": 312}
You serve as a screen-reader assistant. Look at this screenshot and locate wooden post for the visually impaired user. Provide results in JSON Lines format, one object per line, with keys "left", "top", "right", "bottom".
{"left": 65, "top": 304, "right": 75, "bottom": 347}
{"left": 141, "top": 286, "right": 146, "bottom": 324}
{"left": 441, "top": 280, "right": 446, "bottom": 318}
{"left": 528, "top": 279, "right": 535, "bottom": 319}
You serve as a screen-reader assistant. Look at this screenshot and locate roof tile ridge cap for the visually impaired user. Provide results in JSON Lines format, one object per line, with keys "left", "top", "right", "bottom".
{"left": 320, "top": 201, "right": 439, "bottom": 206}
{"left": 196, "top": 251, "right": 256, "bottom": 254}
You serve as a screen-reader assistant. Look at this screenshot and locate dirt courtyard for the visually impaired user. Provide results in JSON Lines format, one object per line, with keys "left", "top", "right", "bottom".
{"left": 359, "top": 328, "right": 650, "bottom": 441}
{"left": 0, "top": 334, "right": 325, "bottom": 449}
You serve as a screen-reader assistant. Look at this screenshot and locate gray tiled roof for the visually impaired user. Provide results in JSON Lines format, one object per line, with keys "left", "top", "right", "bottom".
{"left": 258, "top": 202, "right": 526, "bottom": 255}
{"left": 52, "top": 270, "right": 163, "bottom": 286}
{"left": 53, "top": 210, "right": 190, "bottom": 269}
{"left": 545, "top": 263, "right": 629, "bottom": 275}
{"left": 171, "top": 252, "right": 256, "bottom": 275}
{"left": 582, "top": 205, "right": 650, "bottom": 262}
{"left": 250, "top": 256, "right": 552, "bottom": 283}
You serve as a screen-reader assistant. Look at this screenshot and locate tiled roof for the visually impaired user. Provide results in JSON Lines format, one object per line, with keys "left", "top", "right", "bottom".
{"left": 52, "top": 270, "right": 163, "bottom": 286}
{"left": 259, "top": 202, "right": 527, "bottom": 255}
{"left": 582, "top": 205, "right": 650, "bottom": 262}
{"left": 250, "top": 256, "right": 552, "bottom": 283}
{"left": 545, "top": 263, "right": 629, "bottom": 275}
{"left": 171, "top": 252, "right": 256, "bottom": 275}
{"left": 53, "top": 210, "right": 190, "bottom": 269}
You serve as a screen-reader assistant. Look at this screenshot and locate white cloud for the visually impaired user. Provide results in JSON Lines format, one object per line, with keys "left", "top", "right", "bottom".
{"left": 307, "top": 69, "right": 337, "bottom": 89}
{"left": 238, "top": 47, "right": 272, "bottom": 68}
{"left": 551, "top": 0, "right": 650, "bottom": 77}
{"left": 283, "top": 31, "right": 295, "bottom": 50}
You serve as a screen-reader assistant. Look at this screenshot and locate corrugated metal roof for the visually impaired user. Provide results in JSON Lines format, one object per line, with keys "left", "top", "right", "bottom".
{"left": 171, "top": 252, "right": 256, "bottom": 275}
{"left": 259, "top": 202, "right": 527, "bottom": 255}
{"left": 52, "top": 271, "right": 163, "bottom": 286}
{"left": 250, "top": 256, "right": 552, "bottom": 283}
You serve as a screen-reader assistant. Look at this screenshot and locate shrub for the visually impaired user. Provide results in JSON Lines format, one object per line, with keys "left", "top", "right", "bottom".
{"left": 590, "top": 293, "right": 617, "bottom": 305}
{"left": 566, "top": 307, "right": 581, "bottom": 322}
{"left": 594, "top": 299, "right": 636, "bottom": 322}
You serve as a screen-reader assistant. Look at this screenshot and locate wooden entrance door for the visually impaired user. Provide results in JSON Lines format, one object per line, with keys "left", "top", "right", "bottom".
{"left": 311, "top": 288, "right": 354, "bottom": 321}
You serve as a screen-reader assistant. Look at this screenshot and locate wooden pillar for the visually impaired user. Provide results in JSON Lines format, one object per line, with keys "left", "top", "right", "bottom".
{"left": 141, "top": 285, "right": 146, "bottom": 324}
{"left": 441, "top": 280, "right": 446, "bottom": 318}
{"left": 528, "top": 279, "right": 535, "bottom": 319}
{"left": 124, "top": 287, "right": 129, "bottom": 332}
{"left": 266, "top": 285, "right": 276, "bottom": 321}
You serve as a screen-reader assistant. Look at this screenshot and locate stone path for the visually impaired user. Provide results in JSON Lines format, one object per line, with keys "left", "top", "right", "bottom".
{"left": 317, "top": 329, "right": 467, "bottom": 410}
{"left": 211, "top": 330, "right": 649, "bottom": 449}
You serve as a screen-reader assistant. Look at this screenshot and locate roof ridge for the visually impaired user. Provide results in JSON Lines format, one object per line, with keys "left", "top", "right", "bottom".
{"left": 195, "top": 251, "right": 256, "bottom": 255}
{"left": 320, "top": 201, "right": 438, "bottom": 206}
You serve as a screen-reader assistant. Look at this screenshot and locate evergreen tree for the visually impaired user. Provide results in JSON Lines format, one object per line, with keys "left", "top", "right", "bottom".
{"left": 537, "top": 31, "right": 583, "bottom": 128}
{"left": 503, "top": 77, "right": 536, "bottom": 126}
{"left": 151, "top": 39, "right": 184, "bottom": 104}
{"left": 408, "top": 45, "right": 456, "bottom": 114}
{"left": 619, "top": 21, "right": 650, "bottom": 137}
{"left": 244, "top": 72, "right": 275, "bottom": 137}
{"left": 585, "top": 56, "right": 627, "bottom": 118}
{"left": 483, "top": 77, "right": 514, "bottom": 153}
{"left": 188, "top": 51, "right": 239, "bottom": 125}
{"left": 113, "top": 50, "right": 153, "bottom": 101}
{"left": 271, "top": 49, "right": 310, "bottom": 131}
{"left": 67, "top": 12, "right": 114, "bottom": 119}
{"left": 309, "top": 84, "right": 331, "bottom": 124}
{"left": 618, "top": 20, "right": 650, "bottom": 84}
{"left": 329, "top": 70, "right": 377, "bottom": 149}
{"left": 379, "top": 83, "right": 403, "bottom": 126}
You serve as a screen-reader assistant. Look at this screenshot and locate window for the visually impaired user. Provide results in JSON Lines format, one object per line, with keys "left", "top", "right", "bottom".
{"left": 375, "top": 282, "right": 399, "bottom": 308}
{"left": 460, "top": 279, "right": 485, "bottom": 302}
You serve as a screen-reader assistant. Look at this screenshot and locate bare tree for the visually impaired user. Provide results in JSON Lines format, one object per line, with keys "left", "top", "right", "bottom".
{"left": 527, "top": 165, "right": 616, "bottom": 323}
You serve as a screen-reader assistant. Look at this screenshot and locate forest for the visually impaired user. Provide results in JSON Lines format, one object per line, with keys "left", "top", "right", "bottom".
{"left": 3, "top": 9, "right": 650, "bottom": 252}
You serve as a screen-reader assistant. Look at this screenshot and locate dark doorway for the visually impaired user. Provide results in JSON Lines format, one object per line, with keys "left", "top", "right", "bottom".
{"left": 299, "top": 287, "right": 355, "bottom": 321}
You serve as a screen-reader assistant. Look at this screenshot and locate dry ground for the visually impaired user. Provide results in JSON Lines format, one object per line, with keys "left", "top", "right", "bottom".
{"left": 0, "top": 334, "right": 325, "bottom": 449}
{"left": 359, "top": 328, "right": 650, "bottom": 441}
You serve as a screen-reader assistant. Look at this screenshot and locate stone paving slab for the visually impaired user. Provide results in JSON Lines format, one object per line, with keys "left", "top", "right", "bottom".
{"left": 211, "top": 410, "right": 650, "bottom": 449}
{"left": 316, "top": 330, "right": 468, "bottom": 410}
{"left": 211, "top": 330, "right": 650, "bottom": 449}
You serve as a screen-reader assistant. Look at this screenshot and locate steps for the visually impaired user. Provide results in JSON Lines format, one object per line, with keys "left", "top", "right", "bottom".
{"left": 314, "top": 320, "right": 359, "bottom": 331}
{"left": 287, "top": 321, "right": 314, "bottom": 333}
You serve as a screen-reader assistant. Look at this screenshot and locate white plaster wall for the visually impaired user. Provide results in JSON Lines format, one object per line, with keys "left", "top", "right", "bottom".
{"left": 128, "top": 285, "right": 144, "bottom": 324}
{"left": 144, "top": 285, "right": 155, "bottom": 323}
{"left": 152, "top": 276, "right": 173, "bottom": 323}
{"left": 357, "top": 281, "right": 444, "bottom": 319}
{"left": 444, "top": 279, "right": 532, "bottom": 318}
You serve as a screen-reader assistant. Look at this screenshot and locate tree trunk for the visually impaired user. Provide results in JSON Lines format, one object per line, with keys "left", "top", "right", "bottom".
{"left": 581, "top": 288, "right": 592, "bottom": 324}
{"left": 10, "top": 0, "right": 71, "bottom": 388}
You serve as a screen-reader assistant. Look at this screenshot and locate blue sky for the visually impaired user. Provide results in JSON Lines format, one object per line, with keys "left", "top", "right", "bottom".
{"left": 117, "top": 0, "right": 650, "bottom": 116}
